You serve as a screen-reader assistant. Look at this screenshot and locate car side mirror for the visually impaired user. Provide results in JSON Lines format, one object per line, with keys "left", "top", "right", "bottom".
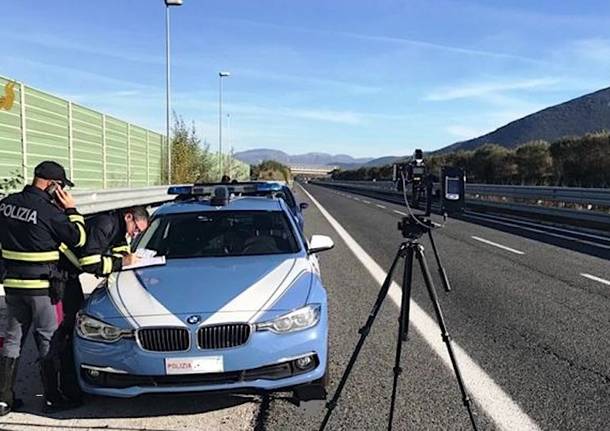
{"left": 299, "top": 202, "right": 309, "bottom": 210}
{"left": 308, "top": 235, "right": 334, "bottom": 254}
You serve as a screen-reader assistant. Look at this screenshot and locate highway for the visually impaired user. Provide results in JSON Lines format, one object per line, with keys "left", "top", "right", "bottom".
{"left": 1, "top": 182, "right": 608, "bottom": 430}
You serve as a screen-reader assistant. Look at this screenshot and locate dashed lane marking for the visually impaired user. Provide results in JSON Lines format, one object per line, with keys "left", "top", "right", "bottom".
{"left": 581, "top": 273, "right": 610, "bottom": 286}
{"left": 298, "top": 184, "right": 540, "bottom": 431}
{"left": 471, "top": 236, "right": 525, "bottom": 255}
{"left": 464, "top": 213, "right": 610, "bottom": 250}
{"left": 465, "top": 211, "right": 610, "bottom": 242}
{"left": 362, "top": 200, "right": 371, "bottom": 204}
{"left": 375, "top": 204, "right": 386, "bottom": 209}
{"left": 393, "top": 210, "right": 407, "bottom": 216}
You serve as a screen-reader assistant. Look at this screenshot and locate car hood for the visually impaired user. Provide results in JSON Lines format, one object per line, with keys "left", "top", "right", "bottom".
{"left": 104, "top": 254, "right": 313, "bottom": 327}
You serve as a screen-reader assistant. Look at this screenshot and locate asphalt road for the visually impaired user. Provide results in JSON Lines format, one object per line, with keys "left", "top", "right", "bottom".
{"left": 1, "top": 182, "right": 608, "bottom": 430}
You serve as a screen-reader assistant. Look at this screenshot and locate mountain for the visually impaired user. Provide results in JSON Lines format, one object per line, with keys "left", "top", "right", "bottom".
{"left": 440, "top": 87, "right": 610, "bottom": 153}
{"left": 234, "top": 149, "right": 374, "bottom": 166}
{"left": 363, "top": 156, "right": 402, "bottom": 167}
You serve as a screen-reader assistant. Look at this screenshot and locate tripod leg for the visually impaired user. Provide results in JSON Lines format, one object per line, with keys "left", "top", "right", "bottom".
{"left": 388, "top": 246, "right": 414, "bottom": 431}
{"left": 414, "top": 246, "right": 479, "bottom": 431}
{"left": 319, "top": 243, "right": 406, "bottom": 431}
{"left": 427, "top": 231, "right": 451, "bottom": 292}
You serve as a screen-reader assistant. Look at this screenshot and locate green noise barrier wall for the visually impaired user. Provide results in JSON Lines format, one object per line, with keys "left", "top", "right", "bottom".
{"left": 0, "top": 75, "right": 167, "bottom": 190}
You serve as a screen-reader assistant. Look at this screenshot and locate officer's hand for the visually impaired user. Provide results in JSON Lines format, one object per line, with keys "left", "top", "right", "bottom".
{"left": 122, "top": 253, "right": 140, "bottom": 267}
{"left": 55, "top": 187, "right": 76, "bottom": 210}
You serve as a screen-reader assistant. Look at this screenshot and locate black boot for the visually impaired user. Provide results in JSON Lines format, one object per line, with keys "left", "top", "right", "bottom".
{"left": 40, "top": 358, "right": 81, "bottom": 413}
{"left": 0, "top": 356, "right": 18, "bottom": 416}
{"left": 10, "top": 358, "right": 23, "bottom": 411}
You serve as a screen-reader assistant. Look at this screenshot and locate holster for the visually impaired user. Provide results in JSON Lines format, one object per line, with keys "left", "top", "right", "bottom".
{"left": 49, "top": 269, "right": 68, "bottom": 305}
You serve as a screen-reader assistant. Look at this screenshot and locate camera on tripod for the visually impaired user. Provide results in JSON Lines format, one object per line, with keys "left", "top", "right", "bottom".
{"left": 397, "top": 214, "right": 435, "bottom": 239}
{"left": 392, "top": 149, "right": 466, "bottom": 215}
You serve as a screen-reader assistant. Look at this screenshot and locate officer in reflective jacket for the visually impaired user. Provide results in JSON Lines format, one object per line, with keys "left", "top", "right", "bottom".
{"left": 56, "top": 206, "right": 149, "bottom": 399}
{"left": 0, "top": 161, "right": 86, "bottom": 415}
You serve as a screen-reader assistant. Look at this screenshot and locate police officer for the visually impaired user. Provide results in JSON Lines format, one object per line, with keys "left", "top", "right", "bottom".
{"left": 0, "top": 161, "right": 86, "bottom": 415}
{"left": 55, "top": 206, "right": 149, "bottom": 399}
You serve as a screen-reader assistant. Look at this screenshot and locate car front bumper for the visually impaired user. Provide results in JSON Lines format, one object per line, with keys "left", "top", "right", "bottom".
{"left": 74, "top": 318, "right": 327, "bottom": 398}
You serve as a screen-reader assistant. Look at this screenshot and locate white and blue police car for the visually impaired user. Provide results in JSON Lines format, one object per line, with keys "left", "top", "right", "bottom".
{"left": 73, "top": 183, "right": 332, "bottom": 400}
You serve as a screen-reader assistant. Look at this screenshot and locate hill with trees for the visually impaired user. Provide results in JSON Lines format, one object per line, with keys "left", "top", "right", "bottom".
{"left": 440, "top": 87, "right": 610, "bottom": 153}
{"left": 332, "top": 134, "right": 610, "bottom": 187}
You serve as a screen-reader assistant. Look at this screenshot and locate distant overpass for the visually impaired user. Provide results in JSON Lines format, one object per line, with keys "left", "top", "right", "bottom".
{"left": 289, "top": 164, "right": 337, "bottom": 177}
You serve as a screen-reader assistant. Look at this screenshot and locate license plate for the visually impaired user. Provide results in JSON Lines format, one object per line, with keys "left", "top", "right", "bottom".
{"left": 165, "top": 356, "right": 224, "bottom": 375}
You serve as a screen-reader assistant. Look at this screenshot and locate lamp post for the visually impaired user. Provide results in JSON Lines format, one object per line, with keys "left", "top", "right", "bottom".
{"left": 218, "top": 71, "right": 230, "bottom": 178}
{"left": 226, "top": 113, "right": 231, "bottom": 178}
{"left": 164, "top": 0, "right": 183, "bottom": 184}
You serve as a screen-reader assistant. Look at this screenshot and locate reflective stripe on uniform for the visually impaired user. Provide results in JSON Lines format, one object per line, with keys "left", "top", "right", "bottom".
{"left": 102, "top": 256, "right": 113, "bottom": 275}
{"left": 79, "top": 254, "right": 102, "bottom": 266}
{"left": 2, "top": 278, "right": 50, "bottom": 288}
{"left": 68, "top": 214, "right": 85, "bottom": 224}
{"left": 1, "top": 249, "right": 60, "bottom": 262}
{"left": 111, "top": 245, "right": 131, "bottom": 254}
{"left": 75, "top": 223, "right": 86, "bottom": 247}
{"left": 59, "top": 243, "right": 82, "bottom": 269}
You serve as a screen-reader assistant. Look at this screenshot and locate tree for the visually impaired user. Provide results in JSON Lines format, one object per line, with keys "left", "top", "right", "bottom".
{"left": 170, "top": 114, "right": 221, "bottom": 183}
{"left": 515, "top": 141, "right": 551, "bottom": 185}
{"left": 251, "top": 160, "right": 292, "bottom": 182}
{"left": 470, "top": 144, "right": 516, "bottom": 184}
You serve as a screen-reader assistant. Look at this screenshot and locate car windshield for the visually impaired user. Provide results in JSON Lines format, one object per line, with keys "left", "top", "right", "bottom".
{"left": 135, "top": 210, "right": 301, "bottom": 259}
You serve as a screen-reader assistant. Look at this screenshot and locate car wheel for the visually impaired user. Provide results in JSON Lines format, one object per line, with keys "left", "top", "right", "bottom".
{"left": 293, "top": 361, "right": 328, "bottom": 401}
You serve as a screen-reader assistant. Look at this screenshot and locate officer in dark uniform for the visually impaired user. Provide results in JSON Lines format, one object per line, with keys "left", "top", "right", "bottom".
{"left": 56, "top": 206, "right": 149, "bottom": 399}
{"left": 0, "top": 161, "right": 86, "bottom": 415}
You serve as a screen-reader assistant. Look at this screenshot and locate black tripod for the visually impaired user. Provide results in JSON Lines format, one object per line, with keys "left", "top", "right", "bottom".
{"left": 319, "top": 216, "right": 478, "bottom": 431}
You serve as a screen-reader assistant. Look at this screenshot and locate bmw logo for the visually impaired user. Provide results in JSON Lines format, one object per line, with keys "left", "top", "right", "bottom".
{"left": 186, "top": 315, "right": 201, "bottom": 325}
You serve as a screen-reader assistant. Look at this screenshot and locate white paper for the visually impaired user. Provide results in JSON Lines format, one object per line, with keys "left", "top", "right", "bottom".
{"left": 122, "top": 255, "right": 166, "bottom": 271}
{"left": 134, "top": 248, "right": 158, "bottom": 258}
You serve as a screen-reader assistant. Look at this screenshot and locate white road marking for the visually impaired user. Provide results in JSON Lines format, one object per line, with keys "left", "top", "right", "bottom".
{"left": 375, "top": 204, "right": 386, "bottom": 209}
{"left": 471, "top": 236, "right": 525, "bottom": 255}
{"left": 362, "top": 200, "right": 371, "bottom": 204}
{"left": 354, "top": 197, "right": 360, "bottom": 201}
{"left": 393, "top": 210, "right": 407, "bottom": 216}
{"left": 465, "top": 213, "right": 610, "bottom": 250}
{"left": 581, "top": 273, "right": 610, "bottom": 286}
{"left": 298, "top": 184, "right": 540, "bottom": 431}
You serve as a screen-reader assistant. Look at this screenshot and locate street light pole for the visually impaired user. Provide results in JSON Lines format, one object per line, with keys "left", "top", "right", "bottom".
{"left": 164, "top": 0, "right": 183, "bottom": 184}
{"left": 218, "top": 71, "right": 230, "bottom": 178}
{"left": 226, "top": 113, "right": 231, "bottom": 177}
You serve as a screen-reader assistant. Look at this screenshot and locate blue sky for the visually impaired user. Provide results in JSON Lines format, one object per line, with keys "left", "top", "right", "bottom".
{"left": 3, "top": 0, "right": 610, "bottom": 158}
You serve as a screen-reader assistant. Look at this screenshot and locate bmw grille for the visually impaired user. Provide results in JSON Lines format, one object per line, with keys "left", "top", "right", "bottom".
{"left": 198, "top": 324, "right": 251, "bottom": 349}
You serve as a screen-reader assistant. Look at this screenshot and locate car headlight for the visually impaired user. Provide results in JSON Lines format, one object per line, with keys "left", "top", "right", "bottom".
{"left": 256, "top": 304, "right": 321, "bottom": 334}
{"left": 76, "top": 312, "right": 133, "bottom": 343}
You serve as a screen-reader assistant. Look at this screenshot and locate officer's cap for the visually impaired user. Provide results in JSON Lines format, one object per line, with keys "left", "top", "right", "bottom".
{"left": 34, "top": 161, "right": 75, "bottom": 187}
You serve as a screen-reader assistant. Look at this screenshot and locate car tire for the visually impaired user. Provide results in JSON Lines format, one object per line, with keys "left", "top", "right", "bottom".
{"left": 293, "top": 361, "right": 328, "bottom": 401}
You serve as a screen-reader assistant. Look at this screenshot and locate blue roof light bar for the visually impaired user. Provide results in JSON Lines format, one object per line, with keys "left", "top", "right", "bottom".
{"left": 167, "top": 185, "right": 193, "bottom": 195}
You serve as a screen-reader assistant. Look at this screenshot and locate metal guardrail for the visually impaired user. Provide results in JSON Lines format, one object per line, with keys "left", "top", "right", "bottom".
{"left": 312, "top": 180, "right": 610, "bottom": 229}
{"left": 465, "top": 184, "right": 610, "bottom": 206}
{"left": 73, "top": 186, "right": 175, "bottom": 215}
{"left": 325, "top": 181, "right": 610, "bottom": 206}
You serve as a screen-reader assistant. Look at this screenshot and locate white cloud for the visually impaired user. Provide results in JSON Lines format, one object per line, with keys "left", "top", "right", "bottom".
{"left": 217, "top": 18, "right": 545, "bottom": 65}
{"left": 424, "top": 77, "right": 560, "bottom": 101}
{"left": 3, "top": 32, "right": 162, "bottom": 65}
{"left": 446, "top": 125, "right": 489, "bottom": 140}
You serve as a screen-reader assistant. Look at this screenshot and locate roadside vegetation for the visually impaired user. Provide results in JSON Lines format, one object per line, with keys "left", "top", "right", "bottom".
{"left": 250, "top": 160, "right": 293, "bottom": 183}
{"left": 170, "top": 114, "right": 249, "bottom": 184}
{"left": 331, "top": 133, "right": 610, "bottom": 187}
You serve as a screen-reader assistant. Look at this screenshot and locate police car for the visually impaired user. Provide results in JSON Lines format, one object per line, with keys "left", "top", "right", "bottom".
{"left": 73, "top": 183, "right": 332, "bottom": 399}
